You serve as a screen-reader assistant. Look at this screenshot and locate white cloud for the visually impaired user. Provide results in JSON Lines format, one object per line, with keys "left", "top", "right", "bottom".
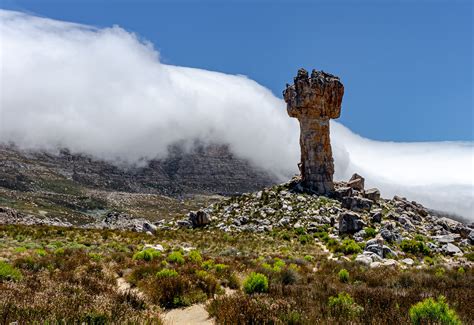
{"left": 1, "top": 10, "right": 473, "bottom": 220}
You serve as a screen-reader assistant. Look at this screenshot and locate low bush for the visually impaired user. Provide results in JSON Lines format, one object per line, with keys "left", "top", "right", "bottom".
{"left": 328, "top": 292, "right": 363, "bottom": 319}
{"left": 338, "top": 268, "right": 350, "bottom": 283}
{"left": 0, "top": 261, "right": 22, "bottom": 282}
{"left": 201, "top": 259, "right": 214, "bottom": 270}
{"left": 364, "top": 227, "right": 377, "bottom": 238}
{"left": 299, "top": 234, "right": 312, "bottom": 245}
{"left": 400, "top": 239, "right": 430, "bottom": 256}
{"left": 409, "top": 296, "right": 461, "bottom": 325}
{"left": 243, "top": 272, "right": 268, "bottom": 294}
{"left": 156, "top": 269, "right": 178, "bottom": 278}
{"left": 214, "top": 263, "right": 228, "bottom": 273}
{"left": 336, "top": 239, "right": 362, "bottom": 255}
{"left": 133, "top": 248, "right": 161, "bottom": 262}
{"left": 167, "top": 251, "right": 185, "bottom": 264}
{"left": 188, "top": 250, "right": 202, "bottom": 264}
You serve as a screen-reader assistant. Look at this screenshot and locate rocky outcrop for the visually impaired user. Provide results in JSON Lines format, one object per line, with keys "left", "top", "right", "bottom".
{"left": 283, "top": 68, "right": 344, "bottom": 195}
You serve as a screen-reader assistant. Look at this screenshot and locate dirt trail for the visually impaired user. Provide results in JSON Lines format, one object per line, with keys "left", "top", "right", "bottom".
{"left": 163, "top": 304, "right": 214, "bottom": 325}
{"left": 116, "top": 276, "right": 236, "bottom": 324}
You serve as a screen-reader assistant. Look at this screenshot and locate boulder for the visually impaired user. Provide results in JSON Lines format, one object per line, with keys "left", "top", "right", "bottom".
{"left": 341, "top": 197, "right": 372, "bottom": 212}
{"left": 188, "top": 210, "right": 211, "bottom": 227}
{"left": 355, "top": 254, "right": 372, "bottom": 265}
{"left": 365, "top": 244, "right": 383, "bottom": 258}
{"left": 432, "top": 234, "right": 460, "bottom": 244}
{"left": 371, "top": 211, "right": 383, "bottom": 223}
{"left": 142, "top": 222, "right": 157, "bottom": 234}
{"left": 380, "top": 225, "right": 402, "bottom": 243}
{"left": 442, "top": 243, "right": 462, "bottom": 255}
{"left": 401, "top": 258, "right": 414, "bottom": 266}
{"left": 348, "top": 173, "right": 365, "bottom": 191}
{"left": 335, "top": 186, "right": 353, "bottom": 199}
{"left": 469, "top": 230, "right": 474, "bottom": 245}
{"left": 338, "top": 212, "right": 366, "bottom": 234}
{"left": 364, "top": 188, "right": 380, "bottom": 202}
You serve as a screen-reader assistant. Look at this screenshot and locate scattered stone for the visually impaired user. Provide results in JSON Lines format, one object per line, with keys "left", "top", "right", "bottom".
{"left": 143, "top": 244, "right": 164, "bottom": 252}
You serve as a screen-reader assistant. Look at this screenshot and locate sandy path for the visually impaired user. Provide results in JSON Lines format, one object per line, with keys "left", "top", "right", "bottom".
{"left": 163, "top": 304, "right": 214, "bottom": 325}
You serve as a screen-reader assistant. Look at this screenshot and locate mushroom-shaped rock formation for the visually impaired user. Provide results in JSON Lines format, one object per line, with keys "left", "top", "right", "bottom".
{"left": 283, "top": 68, "right": 344, "bottom": 195}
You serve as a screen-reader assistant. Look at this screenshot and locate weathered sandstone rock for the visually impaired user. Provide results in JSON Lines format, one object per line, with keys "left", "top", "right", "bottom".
{"left": 283, "top": 68, "right": 344, "bottom": 195}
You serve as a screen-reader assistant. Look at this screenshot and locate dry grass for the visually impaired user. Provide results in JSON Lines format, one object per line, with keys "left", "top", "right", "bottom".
{"left": 0, "top": 224, "right": 472, "bottom": 324}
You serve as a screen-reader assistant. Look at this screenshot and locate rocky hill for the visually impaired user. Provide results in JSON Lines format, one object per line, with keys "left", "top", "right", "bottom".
{"left": 0, "top": 143, "right": 278, "bottom": 197}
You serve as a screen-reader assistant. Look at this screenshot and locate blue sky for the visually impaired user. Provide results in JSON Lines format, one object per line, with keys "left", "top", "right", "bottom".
{"left": 1, "top": 0, "right": 472, "bottom": 141}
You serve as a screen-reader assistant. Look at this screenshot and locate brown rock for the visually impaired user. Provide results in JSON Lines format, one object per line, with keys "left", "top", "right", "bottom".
{"left": 283, "top": 68, "right": 344, "bottom": 195}
{"left": 364, "top": 188, "right": 381, "bottom": 201}
{"left": 348, "top": 173, "right": 365, "bottom": 191}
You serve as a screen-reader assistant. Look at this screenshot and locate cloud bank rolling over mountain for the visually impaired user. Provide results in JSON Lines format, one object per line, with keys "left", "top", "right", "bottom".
{"left": 0, "top": 10, "right": 472, "bottom": 219}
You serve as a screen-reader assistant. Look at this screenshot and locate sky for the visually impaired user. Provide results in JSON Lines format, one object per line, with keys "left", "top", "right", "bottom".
{"left": 1, "top": 0, "right": 472, "bottom": 142}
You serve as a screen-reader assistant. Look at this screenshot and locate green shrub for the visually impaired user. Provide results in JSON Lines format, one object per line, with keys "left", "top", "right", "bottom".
{"left": 457, "top": 267, "right": 465, "bottom": 274}
{"left": 214, "top": 263, "right": 228, "bottom": 273}
{"left": 294, "top": 227, "right": 306, "bottom": 235}
{"left": 400, "top": 240, "right": 430, "bottom": 256}
{"left": 243, "top": 272, "right": 269, "bottom": 294}
{"left": 156, "top": 269, "right": 179, "bottom": 278}
{"left": 201, "top": 259, "right": 215, "bottom": 270}
{"left": 337, "top": 239, "right": 362, "bottom": 255}
{"left": 465, "top": 252, "right": 474, "bottom": 262}
{"left": 298, "top": 234, "right": 311, "bottom": 245}
{"left": 304, "top": 255, "right": 313, "bottom": 262}
{"left": 328, "top": 292, "right": 363, "bottom": 319}
{"left": 315, "top": 231, "right": 329, "bottom": 242}
{"left": 435, "top": 268, "right": 445, "bottom": 277}
{"left": 364, "top": 227, "right": 377, "bottom": 238}
{"left": 133, "top": 248, "right": 161, "bottom": 262}
{"left": 423, "top": 256, "right": 434, "bottom": 265}
{"left": 409, "top": 296, "right": 461, "bottom": 325}
{"left": 0, "top": 261, "right": 22, "bottom": 282}
{"left": 338, "top": 268, "right": 350, "bottom": 283}
{"left": 14, "top": 247, "right": 27, "bottom": 253}
{"left": 35, "top": 248, "right": 47, "bottom": 257}
{"left": 280, "top": 232, "right": 292, "bottom": 241}
{"left": 167, "top": 251, "right": 185, "bottom": 264}
{"left": 273, "top": 258, "right": 285, "bottom": 269}
{"left": 188, "top": 250, "right": 202, "bottom": 264}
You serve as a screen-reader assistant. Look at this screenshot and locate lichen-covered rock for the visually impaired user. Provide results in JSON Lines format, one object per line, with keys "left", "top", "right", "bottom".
{"left": 188, "top": 210, "right": 210, "bottom": 227}
{"left": 338, "top": 212, "right": 365, "bottom": 234}
{"left": 283, "top": 68, "right": 344, "bottom": 195}
{"left": 341, "top": 196, "right": 372, "bottom": 212}
{"left": 364, "top": 188, "right": 380, "bottom": 201}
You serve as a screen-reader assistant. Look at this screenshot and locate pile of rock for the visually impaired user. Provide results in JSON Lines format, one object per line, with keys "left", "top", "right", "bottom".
{"left": 0, "top": 206, "right": 73, "bottom": 228}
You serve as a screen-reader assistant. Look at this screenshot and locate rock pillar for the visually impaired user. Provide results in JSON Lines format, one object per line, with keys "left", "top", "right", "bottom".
{"left": 283, "top": 68, "right": 344, "bottom": 195}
